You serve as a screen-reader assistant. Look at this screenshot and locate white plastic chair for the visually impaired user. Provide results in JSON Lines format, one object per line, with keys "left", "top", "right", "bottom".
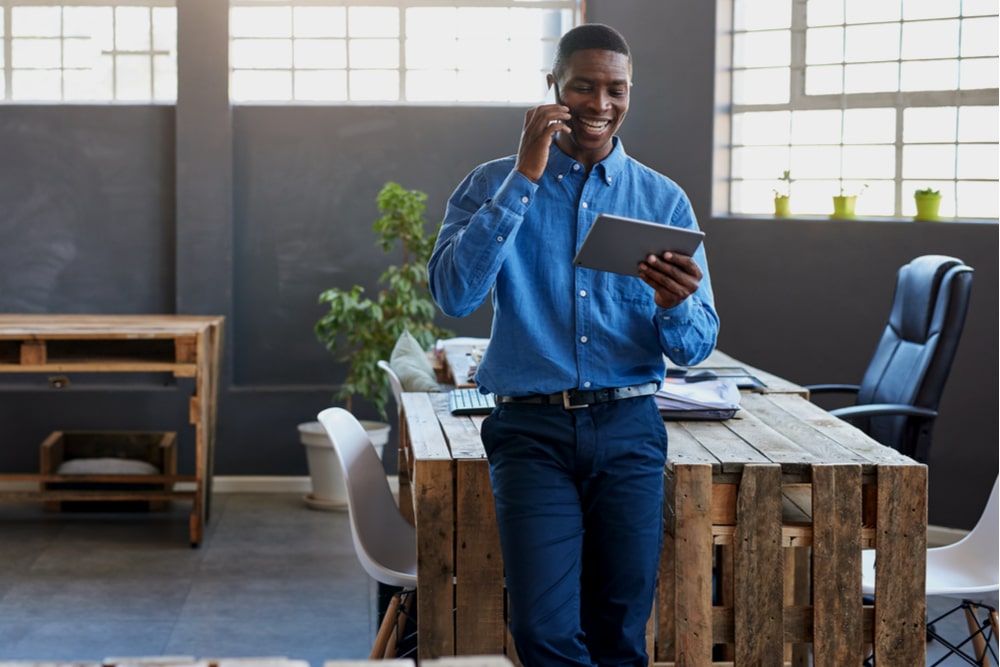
{"left": 862, "top": 476, "right": 999, "bottom": 666}
{"left": 378, "top": 359, "right": 405, "bottom": 415}
{"left": 317, "top": 407, "right": 417, "bottom": 659}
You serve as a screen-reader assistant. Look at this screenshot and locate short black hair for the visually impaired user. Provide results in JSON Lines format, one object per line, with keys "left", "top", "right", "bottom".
{"left": 552, "top": 23, "right": 632, "bottom": 81}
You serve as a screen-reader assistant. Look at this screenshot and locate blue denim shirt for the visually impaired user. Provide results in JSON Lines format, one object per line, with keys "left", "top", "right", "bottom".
{"left": 428, "top": 138, "right": 719, "bottom": 397}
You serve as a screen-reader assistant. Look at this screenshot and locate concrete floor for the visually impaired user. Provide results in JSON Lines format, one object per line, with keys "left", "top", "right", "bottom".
{"left": 0, "top": 492, "right": 992, "bottom": 666}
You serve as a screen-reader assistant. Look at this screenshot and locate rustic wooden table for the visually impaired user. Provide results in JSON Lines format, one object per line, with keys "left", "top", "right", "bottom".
{"left": 0, "top": 314, "right": 224, "bottom": 546}
{"left": 400, "top": 351, "right": 927, "bottom": 666}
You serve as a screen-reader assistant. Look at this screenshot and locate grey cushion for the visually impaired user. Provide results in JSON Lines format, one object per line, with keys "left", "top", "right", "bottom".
{"left": 390, "top": 330, "right": 440, "bottom": 392}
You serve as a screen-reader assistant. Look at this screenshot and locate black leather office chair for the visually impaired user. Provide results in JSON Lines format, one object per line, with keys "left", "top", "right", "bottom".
{"left": 805, "top": 255, "right": 973, "bottom": 463}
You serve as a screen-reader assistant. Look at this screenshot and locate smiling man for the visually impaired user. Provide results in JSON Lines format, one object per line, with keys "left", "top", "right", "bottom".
{"left": 428, "top": 23, "right": 719, "bottom": 667}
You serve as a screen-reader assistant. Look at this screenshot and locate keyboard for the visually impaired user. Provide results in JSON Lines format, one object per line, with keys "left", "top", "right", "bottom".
{"left": 448, "top": 388, "right": 497, "bottom": 415}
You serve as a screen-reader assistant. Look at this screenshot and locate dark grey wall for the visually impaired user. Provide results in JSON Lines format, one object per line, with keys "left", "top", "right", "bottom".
{"left": 0, "top": 0, "right": 995, "bottom": 528}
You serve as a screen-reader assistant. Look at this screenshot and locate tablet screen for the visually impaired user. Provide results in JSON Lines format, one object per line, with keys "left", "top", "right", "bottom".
{"left": 572, "top": 214, "right": 705, "bottom": 276}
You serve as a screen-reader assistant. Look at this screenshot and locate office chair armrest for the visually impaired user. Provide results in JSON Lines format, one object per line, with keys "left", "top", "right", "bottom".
{"left": 803, "top": 383, "right": 861, "bottom": 395}
{"left": 830, "top": 403, "right": 938, "bottom": 421}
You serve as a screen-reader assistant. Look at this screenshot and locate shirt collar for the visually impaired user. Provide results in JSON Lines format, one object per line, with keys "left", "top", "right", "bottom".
{"left": 546, "top": 136, "right": 628, "bottom": 184}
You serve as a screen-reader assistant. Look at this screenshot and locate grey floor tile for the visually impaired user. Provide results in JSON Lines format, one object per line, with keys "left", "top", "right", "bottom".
{"left": 0, "top": 619, "right": 175, "bottom": 660}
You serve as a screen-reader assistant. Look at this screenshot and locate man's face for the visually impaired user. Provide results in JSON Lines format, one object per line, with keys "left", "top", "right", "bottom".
{"left": 548, "top": 49, "right": 631, "bottom": 168}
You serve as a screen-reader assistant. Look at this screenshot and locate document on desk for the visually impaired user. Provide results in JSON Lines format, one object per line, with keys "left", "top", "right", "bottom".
{"left": 656, "top": 377, "right": 741, "bottom": 420}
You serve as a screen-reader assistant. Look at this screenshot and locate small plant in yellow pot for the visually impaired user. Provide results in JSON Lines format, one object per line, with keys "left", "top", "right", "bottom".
{"left": 773, "top": 170, "right": 792, "bottom": 217}
{"left": 914, "top": 188, "right": 942, "bottom": 221}
{"left": 832, "top": 183, "right": 868, "bottom": 219}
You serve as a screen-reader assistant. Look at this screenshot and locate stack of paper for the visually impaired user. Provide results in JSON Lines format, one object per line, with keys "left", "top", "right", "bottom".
{"left": 655, "top": 377, "right": 742, "bottom": 412}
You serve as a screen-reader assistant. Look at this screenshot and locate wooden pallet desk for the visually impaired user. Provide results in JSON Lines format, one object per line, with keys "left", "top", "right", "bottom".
{"left": 0, "top": 314, "right": 224, "bottom": 546}
{"left": 399, "top": 360, "right": 927, "bottom": 666}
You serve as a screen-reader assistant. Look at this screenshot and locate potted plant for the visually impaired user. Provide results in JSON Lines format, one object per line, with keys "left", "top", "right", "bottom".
{"left": 832, "top": 183, "right": 868, "bottom": 219}
{"left": 914, "top": 187, "right": 942, "bottom": 221}
{"left": 300, "top": 182, "right": 452, "bottom": 510}
{"left": 773, "top": 170, "right": 792, "bottom": 217}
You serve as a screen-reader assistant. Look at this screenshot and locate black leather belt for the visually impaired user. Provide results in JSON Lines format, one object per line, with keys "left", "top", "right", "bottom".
{"left": 497, "top": 381, "right": 659, "bottom": 410}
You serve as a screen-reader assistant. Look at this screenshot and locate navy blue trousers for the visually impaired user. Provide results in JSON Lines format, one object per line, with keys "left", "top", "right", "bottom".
{"left": 480, "top": 395, "right": 668, "bottom": 667}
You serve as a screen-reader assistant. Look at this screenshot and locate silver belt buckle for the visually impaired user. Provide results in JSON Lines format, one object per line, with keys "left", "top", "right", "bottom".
{"left": 562, "top": 390, "right": 588, "bottom": 410}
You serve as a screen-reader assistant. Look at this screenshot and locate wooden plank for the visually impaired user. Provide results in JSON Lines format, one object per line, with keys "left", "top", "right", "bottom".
{"left": 657, "top": 483, "right": 676, "bottom": 661}
{"left": 678, "top": 421, "right": 771, "bottom": 475}
{"left": 454, "top": 458, "right": 505, "bottom": 654}
{"left": 766, "top": 394, "right": 916, "bottom": 466}
{"left": 20, "top": 340, "right": 46, "bottom": 364}
{"left": 404, "top": 392, "right": 457, "bottom": 660}
{"left": 699, "top": 349, "right": 809, "bottom": 397}
{"left": 872, "top": 464, "right": 927, "bottom": 667}
{"left": 733, "top": 464, "right": 784, "bottom": 666}
{"left": 811, "top": 465, "right": 863, "bottom": 667}
{"left": 671, "top": 463, "right": 714, "bottom": 665}
{"left": 433, "top": 393, "right": 487, "bottom": 460}
{"left": 665, "top": 424, "right": 722, "bottom": 472}
{"left": 401, "top": 393, "right": 452, "bottom": 461}
{"left": 739, "top": 394, "right": 870, "bottom": 466}
{"left": 724, "top": 409, "right": 816, "bottom": 476}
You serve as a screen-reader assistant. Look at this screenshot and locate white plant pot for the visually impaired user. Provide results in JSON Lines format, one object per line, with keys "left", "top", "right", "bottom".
{"left": 298, "top": 419, "right": 390, "bottom": 512}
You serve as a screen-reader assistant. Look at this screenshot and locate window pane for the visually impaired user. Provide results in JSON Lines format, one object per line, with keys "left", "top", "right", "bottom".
{"left": 153, "top": 53, "right": 175, "bottom": 102}
{"left": 64, "top": 7, "right": 112, "bottom": 42}
{"left": 295, "top": 69, "right": 347, "bottom": 101}
{"left": 116, "top": 7, "right": 150, "bottom": 51}
{"left": 152, "top": 7, "right": 175, "bottom": 52}
{"left": 846, "top": 0, "right": 900, "bottom": 23}
{"left": 12, "top": 38, "right": 61, "bottom": 68}
{"left": 64, "top": 37, "right": 99, "bottom": 68}
{"left": 963, "top": 0, "right": 1000, "bottom": 17}
{"left": 232, "top": 39, "right": 292, "bottom": 69}
{"left": 349, "top": 69, "right": 398, "bottom": 101}
{"left": 845, "top": 24, "right": 900, "bottom": 63}
{"left": 843, "top": 108, "right": 895, "bottom": 143}
{"left": 732, "top": 111, "right": 791, "bottom": 146}
{"left": 791, "top": 145, "right": 843, "bottom": 178}
{"left": 961, "top": 57, "right": 999, "bottom": 88}
{"left": 12, "top": 7, "right": 60, "bottom": 37}
{"left": 231, "top": 7, "right": 291, "bottom": 38}
{"left": 791, "top": 109, "right": 842, "bottom": 144}
{"left": 294, "top": 7, "right": 346, "bottom": 38}
{"left": 407, "top": 8, "right": 457, "bottom": 39}
{"left": 231, "top": 69, "right": 292, "bottom": 101}
{"left": 731, "top": 146, "right": 792, "bottom": 179}
{"left": 407, "top": 39, "right": 457, "bottom": 70}
{"left": 807, "top": 0, "right": 843, "bottom": 27}
{"left": 962, "top": 16, "right": 999, "bottom": 57}
{"left": 901, "top": 59, "right": 959, "bottom": 91}
{"left": 843, "top": 145, "right": 895, "bottom": 178}
{"left": 805, "top": 64, "right": 843, "bottom": 94}
{"left": 348, "top": 7, "right": 399, "bottom": 38}
{"left": 845, "top": 62, "right": 899, "bottom": 93}
{"left": 958, "top": 106, "right": 999, "bottom": 141}
{"left": 294, "top": 39, "right": 346, "bottom": 69}
{"left": 733, "top": 68, "right": 790, "bottom": 104}
{"left": 806, "top": 27, "right": 843, "bottom": 65}
{"left": 904, "top": 107, "right": 957, "bottom": 142}
{"left": 903, "top": 0, "right": 961, "bottom": 20}
{"left": 901, "top": 19, "right": 959, "bottom": 59}
{"left": 350, "top": 39, "right": 399, "bottom": 69}
{"left": 903, "top": 145, "right": 957, "bottom": 179}
{"left": 957, "top": 181, "right": 999, "bottom": 217}
{"left": 116, "top": 54, "right": 151, "bottom": 100}
{"left": 65, "top": 60, "right": 112, "bottom": 100}
{"left": 957, "top": 144, "right": 999, "bottom": 179}
{"left": 12, "top": 69, "right": 61, "bottom": 100}
{"left": 734, "top": 30, "right": 789, "bottom": 68}
{"left": 735, "top": 0, "right": 791, "bottom": 30}
{"left": 860, "top": 180, "right": 894, "bottom": 215}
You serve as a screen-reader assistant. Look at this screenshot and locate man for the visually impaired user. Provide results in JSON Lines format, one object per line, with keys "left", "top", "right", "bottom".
{"left": 428, "top": 23, "right": 719, "bottom": 667}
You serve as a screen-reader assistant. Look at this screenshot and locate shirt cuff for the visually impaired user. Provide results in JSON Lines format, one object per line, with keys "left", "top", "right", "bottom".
{"left": 656, "top": 298, "right": 695, "bottom": 326}
{"left": 489, "top": 169, "right": 538, "bottom": 215}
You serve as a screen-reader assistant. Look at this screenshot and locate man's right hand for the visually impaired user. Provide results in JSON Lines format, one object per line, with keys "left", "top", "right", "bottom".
{"left": 514, "top": 102, "right": 571, "bottom": 182}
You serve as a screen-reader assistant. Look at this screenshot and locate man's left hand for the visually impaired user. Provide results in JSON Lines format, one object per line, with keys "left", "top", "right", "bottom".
{"left": 638, "top": 252, "right": 702, "bottom": 309}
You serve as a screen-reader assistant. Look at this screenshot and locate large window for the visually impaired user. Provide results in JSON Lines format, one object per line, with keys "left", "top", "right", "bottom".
{"left": 728, "top": 0, "right": 999, "bottom": 220}
{"left": 0, "top": 0, "right": 176, "bottom": 102}
{"left": 229, "top": 0, "right": 582, "bottom": 103}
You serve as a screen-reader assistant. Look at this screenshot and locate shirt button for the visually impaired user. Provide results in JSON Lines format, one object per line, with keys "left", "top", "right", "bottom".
{"left": 579, "top": 290, "right": 587, "bottom": 297}
{"left": 582, "top": 202, "right": 589, "bottom": 209}
{"left": 496, "top": 235, "right": 504, "bottom": 242}
{"left": 572, "top": 164, "right": 580, "bottom": 171}
{"left": 583, "top": 381, "right": 592, "bottom": 388}
{"left": 556, "top": 174, "right": 564, "bottom": 181}
{"left": 521, "top": 196, "right": 529, "bottom": 204}
{"left": 606, "top": 177, "right": 612, "bottom": 184}
{"left": 580, "top": 336, "right": 588, "bottom": 343}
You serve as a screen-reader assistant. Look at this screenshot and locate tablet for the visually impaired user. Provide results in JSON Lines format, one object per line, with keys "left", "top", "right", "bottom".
{"left": 572, "top": 214, "right": 705, "bottom": 277}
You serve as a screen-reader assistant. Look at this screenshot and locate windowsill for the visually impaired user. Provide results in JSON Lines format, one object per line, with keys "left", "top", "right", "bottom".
{"left": 712, "top": 213, "right": 999, "bottom": 225}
